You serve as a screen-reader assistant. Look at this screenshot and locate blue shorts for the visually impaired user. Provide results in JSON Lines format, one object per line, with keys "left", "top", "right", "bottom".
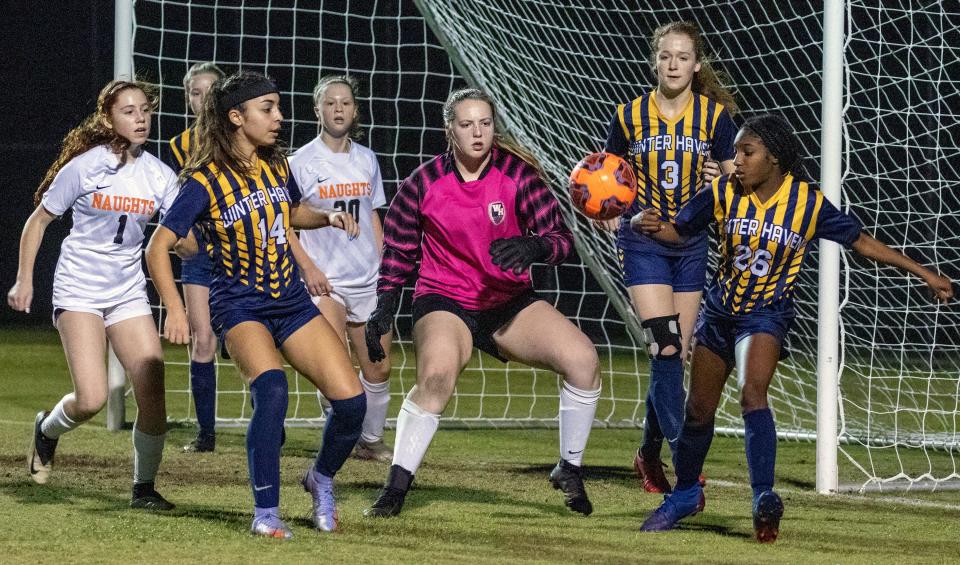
{"left": 694, "top": 303, "right": 793, "bottom": 366}
{"left": 620, "top": 248, "right": 708, "bottom": 292}
{"left": 181, "top": 250, "right": 214, "bottom": 287}
{"left": 211, "top": 298, "right": 320, "bottom": 355}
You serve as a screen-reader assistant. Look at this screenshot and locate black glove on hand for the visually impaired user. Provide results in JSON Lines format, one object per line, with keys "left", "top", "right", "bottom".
{"left": 489, "top": 236, "right": 550, "bottom": 275}
{"left": 365, "top": 290, "right": 400, "bottom": 363}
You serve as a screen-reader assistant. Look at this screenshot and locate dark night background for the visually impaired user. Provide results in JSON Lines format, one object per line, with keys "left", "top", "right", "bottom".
{"left": 1, "top": 1, "right": 117, "bottom": 327}
{"left": 2, "top": 1, "right": 956, "bottom": 354}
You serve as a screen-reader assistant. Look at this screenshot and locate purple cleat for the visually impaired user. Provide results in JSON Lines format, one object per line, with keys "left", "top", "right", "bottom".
{"left": 639, "top": 484, "right": 704, "bottom": 532}
{"left": 302, "top": 468, "right": 339, "bottom": 532}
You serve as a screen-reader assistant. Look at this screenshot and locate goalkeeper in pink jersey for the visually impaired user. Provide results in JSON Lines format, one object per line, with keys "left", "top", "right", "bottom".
{"left": 363, "top": 88, "right": 602, "bottom": 518}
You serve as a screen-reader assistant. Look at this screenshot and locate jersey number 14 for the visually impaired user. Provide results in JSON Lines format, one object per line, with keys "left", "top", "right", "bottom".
{"left": 257, "top": 213, "right": 287, "bottom": 249}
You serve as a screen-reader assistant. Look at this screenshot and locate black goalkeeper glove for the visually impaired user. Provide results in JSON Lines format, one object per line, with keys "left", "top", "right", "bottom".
{"left": 365, "top": 289, "right": 401, "bottom": 363}
{"left": 489, "top": 236, "right": 550, "bottom": 275}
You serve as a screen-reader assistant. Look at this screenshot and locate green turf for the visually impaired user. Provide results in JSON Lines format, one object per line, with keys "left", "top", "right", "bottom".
{"left": 2, "top": 328, "right": 960, "bottom": 563}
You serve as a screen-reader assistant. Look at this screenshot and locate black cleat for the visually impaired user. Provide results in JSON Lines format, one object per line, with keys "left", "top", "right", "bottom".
{"left": 29, "top": 411, "right": 59, "bottom": 485}
{"left": 549, "top": 459, "right": 593, "bottom": 516}
{"left": 363, "top": 464, "right": 413, "bottom": 518}
{"left": 130, "top": 482, "right": 176, "bottom": 511}
{"left": 182, "top": 432, "right": 215, "bottom": 453}
{"left": 753, "top": 490, "right": 784, "bottom": 543}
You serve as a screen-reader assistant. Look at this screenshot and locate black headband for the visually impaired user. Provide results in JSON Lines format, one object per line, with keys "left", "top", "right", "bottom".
{"left": 219, "top": 78, "right": 279, "bottom": 112}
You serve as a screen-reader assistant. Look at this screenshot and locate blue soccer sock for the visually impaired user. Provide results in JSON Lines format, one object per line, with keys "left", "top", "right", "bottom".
{"left": 639, "top": 391, "right": 663, "bottom": 460}
{"left": 247, "top": 370, "right": 288, "bottom": 510}
{"left": 672, "top": 418, "right": 715, "bottom": 492}
{"left": 190, "top": 360, "right": 217, "bottom": 436}
{"left": 743, "top": 407, "right": 777, "bottom": 498}
{"left": 648, "top": 357, "right": 685, "bottom": 448}
{"left": 313, "top": 392, "right": 366, "bottom": 478}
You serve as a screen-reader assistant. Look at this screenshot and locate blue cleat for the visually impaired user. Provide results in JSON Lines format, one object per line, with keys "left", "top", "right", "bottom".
{"left": 639, "top": 484, "right": 704, "bottom": 532}
{"left": 302, "top": 468, "right": 339, "bottom": 532}
{"left": 753, "top": 490, "right": 784, "bottom": 543}
{"left": 250, "top": 513, "right": 293, "bottom": 539}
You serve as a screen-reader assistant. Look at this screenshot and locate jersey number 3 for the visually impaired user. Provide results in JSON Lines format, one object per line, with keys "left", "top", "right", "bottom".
{"left": 257, "top": 213, "right": 287, "bottom": 250}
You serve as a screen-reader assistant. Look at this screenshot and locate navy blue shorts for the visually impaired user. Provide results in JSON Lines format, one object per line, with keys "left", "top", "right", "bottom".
{"left": 411, "top": 291, "right": 542, "bottom": 362}
{"left": 212, "top": 298, "right": 320, "bottom": 355}
{"left": 181, "top": 250, "right": 214, "bottom": 287}
{"left": 694, "top": 305, "right": 793, "bottom": 366}
{"left": 620, "top": 248, "right": 708, "bottom": 292}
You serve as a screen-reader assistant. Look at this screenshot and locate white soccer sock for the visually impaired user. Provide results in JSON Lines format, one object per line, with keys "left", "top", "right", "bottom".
{"left": 41, "top": 394, "right": 81, "bottom": 439}
{"left": 132, "top": 426, "right": 166, "bottom": 484}
{"left": 558, "top": 381, "right": 600, "bottom": 467}
{"left": 359, "top": 373, "right": 391, "bottom": 443}
{"left": 392, "top": 395, "right": 440, "bottom": 475}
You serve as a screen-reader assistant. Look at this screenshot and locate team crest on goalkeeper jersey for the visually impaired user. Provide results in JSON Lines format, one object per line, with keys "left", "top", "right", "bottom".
{"left": 488, "top": 201, "right": 505, "bottom": 225}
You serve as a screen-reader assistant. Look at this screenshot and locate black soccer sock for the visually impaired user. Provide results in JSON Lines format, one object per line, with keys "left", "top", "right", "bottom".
{"left": 314, "top": 392, "right": 367, "bottom": 477}
{"left": 744, "top": 408, "right": 777, "bottom": 498}
{"left": 640, "top": 391, "right": 664, "bottom": 460}
{"left": 247, "top": 370, "right": 288, "bottom": 509}
{"left": 672, "top": 418, "right": 715, "bottom": 492}
{"left": 190, "top": 360, "right": 217, "bottom": 436}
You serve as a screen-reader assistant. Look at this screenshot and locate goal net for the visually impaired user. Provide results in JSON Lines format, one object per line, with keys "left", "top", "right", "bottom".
{"left": 410, "top": 0, "right": 959, "bottom": 491}
{"left": 130, "top": 0, "right": 648, "bottom": 430}
{"left": 130, "top": 0, "right": 959, "bottom": 491}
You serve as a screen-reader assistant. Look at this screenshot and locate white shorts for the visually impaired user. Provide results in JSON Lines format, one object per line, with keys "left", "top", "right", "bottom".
{"left": 52, "top": 296, "right": 153, "bottom": 328}
{"left": 311, "top": 286, "right": 377, "bottom": 324}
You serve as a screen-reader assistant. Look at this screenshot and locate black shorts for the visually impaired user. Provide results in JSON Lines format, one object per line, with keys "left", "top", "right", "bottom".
{"left": 411, "top": 291, "right": 543, "bottom": 362}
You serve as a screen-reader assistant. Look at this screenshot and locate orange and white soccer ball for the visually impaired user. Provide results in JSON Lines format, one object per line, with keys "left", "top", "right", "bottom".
{"left": 568, "top": 152, "right": 637, "bottom": 221}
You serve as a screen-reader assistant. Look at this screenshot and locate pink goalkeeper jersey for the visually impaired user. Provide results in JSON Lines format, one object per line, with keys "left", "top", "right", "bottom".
{"left": 379, "top": 147, "right": 573, "bottom": 310}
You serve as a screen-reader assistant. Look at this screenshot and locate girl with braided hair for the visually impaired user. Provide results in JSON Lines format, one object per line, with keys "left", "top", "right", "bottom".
{"left": 632, "top": 114, "right": 953, "bottom": 541}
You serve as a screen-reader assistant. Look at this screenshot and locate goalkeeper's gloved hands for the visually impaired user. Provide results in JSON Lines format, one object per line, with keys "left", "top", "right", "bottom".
{"left": 489, "top": 236, "right": 550, "bottom": 275}
{"left": 365, "top": 289, "right": 401, "bottom": 363}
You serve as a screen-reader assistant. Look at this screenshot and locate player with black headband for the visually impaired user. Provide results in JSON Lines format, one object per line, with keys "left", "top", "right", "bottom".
{"left": 147, "top": 71, "right": 365, "bottom": 539}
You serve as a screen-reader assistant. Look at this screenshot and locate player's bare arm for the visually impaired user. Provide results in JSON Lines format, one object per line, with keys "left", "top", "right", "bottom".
{"left": 145, "top": 225, "right": 190, "bottom": 344}
{"left": 851, "top": 232, "right": 954, "bottom": 303}
{"left": 7, "top": 206, "right": 57, "bottom": 313}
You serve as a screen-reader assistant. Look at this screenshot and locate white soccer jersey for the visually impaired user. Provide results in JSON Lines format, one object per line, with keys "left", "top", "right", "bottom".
{"left": 41, "top": 145, "right": 179, "bottom": 308}
{"left": 290, "top": 137, "right": 386, "bottom": 291}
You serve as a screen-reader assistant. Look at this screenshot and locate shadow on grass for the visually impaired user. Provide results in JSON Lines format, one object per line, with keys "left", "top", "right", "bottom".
{"left": 346, "top": 479, "right": 575, "bottom": 518}
{"left": 0, "top": 479, "right": 132, "bottom": 510}
{"left": 513, "top": 463, "right": 637, "bottom": 485}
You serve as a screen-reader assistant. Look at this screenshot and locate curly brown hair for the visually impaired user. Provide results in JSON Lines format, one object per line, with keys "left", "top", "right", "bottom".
{"left": 182, "top": 70, "right": 286, "bottom": 181}
{"left": 34, "top": 80, "right": 158, "bottom": 207}
{"left": 650, "top": 21, "right": 739, "bottom": 115}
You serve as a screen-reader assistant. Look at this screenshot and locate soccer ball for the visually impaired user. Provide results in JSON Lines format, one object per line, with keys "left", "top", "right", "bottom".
{"left": 568, "top": 152, "right": 637, "bottom": 221}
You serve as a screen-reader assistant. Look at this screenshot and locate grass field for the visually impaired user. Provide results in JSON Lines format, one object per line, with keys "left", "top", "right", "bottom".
{"left": 2, "top": 328, "right": 960, "bottom": 564}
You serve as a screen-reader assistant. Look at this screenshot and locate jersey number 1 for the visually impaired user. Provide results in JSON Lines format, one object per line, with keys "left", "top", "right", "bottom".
{"left": 113, "top": 214, "right": 128, "bottom": 244}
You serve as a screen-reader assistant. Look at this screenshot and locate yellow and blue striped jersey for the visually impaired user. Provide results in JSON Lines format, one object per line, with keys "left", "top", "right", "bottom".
{"left": 675, "top": 174, "right": 862, "bottom": 314}
{"left": 160, "top": 157, "right": 308, "bottom": 313}
{"left": 167, "top": 128, "right": 192, "bottom": 172}
{"left": 606, "top": 92, "right": 736, "bottom": 256}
